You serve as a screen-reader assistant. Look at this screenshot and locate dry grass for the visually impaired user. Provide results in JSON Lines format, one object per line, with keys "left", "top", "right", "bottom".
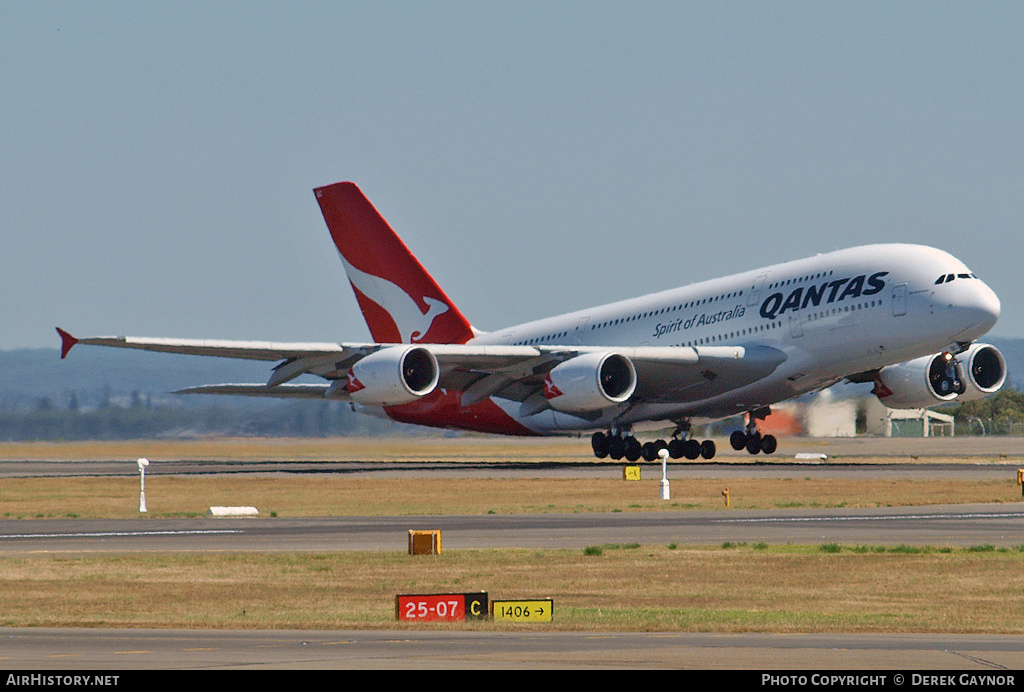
{"left": 0, "top": 475, "right": 1020, "bottom": 519}
{"left": 0, "top": 437, "right": 585, "bottom": 462}
{"left": 1, "top": 545, "right": 1023, "bottom": 632}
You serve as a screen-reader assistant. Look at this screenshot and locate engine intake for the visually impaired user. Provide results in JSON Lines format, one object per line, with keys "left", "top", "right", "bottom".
{"left": 345, "top": 345, "right": 439, "bottom": 407}
{"left": 957, "top": 342, "right": 1006, "bottom": 402}
{"left": 544, "top": 352, "right": 637, "bottom": 414}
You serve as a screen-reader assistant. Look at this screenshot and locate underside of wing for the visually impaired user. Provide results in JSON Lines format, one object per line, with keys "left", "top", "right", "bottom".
{"left": 630, "top": 345, "right": 788, "bottom": 403}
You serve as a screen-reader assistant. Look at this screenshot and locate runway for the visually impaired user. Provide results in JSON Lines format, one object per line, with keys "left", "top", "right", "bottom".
{"left": 2, "top": 503, "right": 1023, "bottom": 553}
{"left": 3, "top": 628, "right": 1024, "bottom": 670}
{"left": 3, "top": 439, "right": 1024, "bottom": 670}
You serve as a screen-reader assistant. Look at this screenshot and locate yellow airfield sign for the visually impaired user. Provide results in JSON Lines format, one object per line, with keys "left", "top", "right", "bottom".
{"left": 491, "top": 599, "right": 553, "bottom": 622}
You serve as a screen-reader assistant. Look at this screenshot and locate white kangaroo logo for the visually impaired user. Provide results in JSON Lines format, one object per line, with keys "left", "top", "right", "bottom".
{"left": 340, "top": 256, "right": 449, "bottom": 342}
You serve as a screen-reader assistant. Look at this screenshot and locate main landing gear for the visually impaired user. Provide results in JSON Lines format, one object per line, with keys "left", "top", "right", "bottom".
{"left": 590, "top": 430, "right": 717, "bottom": 461}
{"left": 730, "top": 414, "right": 778, "bottom": 455}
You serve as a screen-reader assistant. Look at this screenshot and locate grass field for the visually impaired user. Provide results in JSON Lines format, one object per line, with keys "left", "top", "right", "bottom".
{"left": 1, "top": 475, "right": 1021, "bottom": 519}
{"left": 2, "top": 545, "right": 1023, "bottom": 632}
{"left": 2, "top": 437, "right": 1023, "bottom": 633}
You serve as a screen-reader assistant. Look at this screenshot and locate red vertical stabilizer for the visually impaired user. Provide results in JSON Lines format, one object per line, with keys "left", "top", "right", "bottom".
{"left": 314, "top": 182, "right": 475, "bottom": 345}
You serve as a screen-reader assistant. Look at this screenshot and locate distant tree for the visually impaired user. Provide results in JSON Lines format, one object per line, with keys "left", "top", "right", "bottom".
{"left": 947, "top": 389, "right": 1024, "bottom": 434}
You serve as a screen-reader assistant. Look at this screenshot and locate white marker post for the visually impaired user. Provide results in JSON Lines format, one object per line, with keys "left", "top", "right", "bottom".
{"left": 658, "top": 448, "right": 670, "bottom": 500}
{"left": 137, "top": 458, "right": 149, "bottom": 513}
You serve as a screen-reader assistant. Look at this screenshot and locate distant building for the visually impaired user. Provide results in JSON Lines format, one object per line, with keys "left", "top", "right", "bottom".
{"left": 861, "top": 397, "right": 954, "bottom": 437}
{"left": 804, "top": 395, "right": 858, "bottom": 437}
{"left": 756, "top": 393, "right": 953, "bottom": 438}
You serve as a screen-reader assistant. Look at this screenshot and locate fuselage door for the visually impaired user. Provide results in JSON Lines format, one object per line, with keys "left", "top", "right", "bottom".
{"left": 747, "top": 274, "right": 768, "bottom": 307}
{"left": 572, "top": 316, "right": 590, "bottom": 345}
{"left": 893, "top": 282, "right": 908, "bottom": 317}
{"left": 789, "top": 313, "right": 804, "bottom": 338}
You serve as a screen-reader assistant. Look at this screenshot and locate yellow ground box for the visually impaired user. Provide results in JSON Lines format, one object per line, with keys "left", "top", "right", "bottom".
{"left": 491, "top": 599, "right": 553, "bottom": 622}
{"left": 408, "top": 529, "right": 441, "bottom": 555}
{"left": 622, "top": 465, "right": 641, "bottom": 481}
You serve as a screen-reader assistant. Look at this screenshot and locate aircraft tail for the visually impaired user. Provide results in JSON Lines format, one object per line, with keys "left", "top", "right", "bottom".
{"left": 314, "top": 182, "right": 476, "bottom": 345}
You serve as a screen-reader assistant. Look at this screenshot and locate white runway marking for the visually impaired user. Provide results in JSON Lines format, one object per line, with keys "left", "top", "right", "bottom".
{"left": 0, "top": 529, "right": 243, "bottom": 540}
{"left": 719, "top": 511, "right": 1023, "bottom": 523}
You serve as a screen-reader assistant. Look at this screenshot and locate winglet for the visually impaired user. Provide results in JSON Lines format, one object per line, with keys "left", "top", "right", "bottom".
{"left": 56, "top": 327, "right": 79, "bottom": 359}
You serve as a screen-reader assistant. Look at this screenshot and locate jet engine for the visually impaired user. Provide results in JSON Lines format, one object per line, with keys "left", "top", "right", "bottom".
{"left": 873, "top": 343, "right": 1005, "bottom": 409}
{"left": 345, "top": 345, "right": 439, "bottom": 407}
{"left": 544, "top": 352, "right": 636, "bottom": 414}
{"left": 956, "top": 342, "right": 1007, "bottom": 402}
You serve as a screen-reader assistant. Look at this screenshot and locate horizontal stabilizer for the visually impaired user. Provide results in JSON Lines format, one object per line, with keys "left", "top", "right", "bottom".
{"left": 174, "top": 383, "right": 335, "bottom": 399}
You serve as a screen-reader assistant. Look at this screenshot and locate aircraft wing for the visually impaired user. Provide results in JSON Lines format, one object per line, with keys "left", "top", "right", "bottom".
{"left": 57, "top": 328, "right": 786, "bottom": 409}
{"left": 57, "top": 328, "right": 551, "bottom": 398}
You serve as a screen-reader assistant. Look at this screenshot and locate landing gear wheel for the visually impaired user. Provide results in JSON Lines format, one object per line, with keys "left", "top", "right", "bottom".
{"left": 624, "top": 436, "right": 642, "bottom": 462}
{"left": 730, "top": 430, "right": 747, "bottom": 451}
{"left": 607, "top": 435, "right": 625, "bottom": 460}
{"left": 640, "top": 439, "right": 669, "bottom": 462}
{"left": 667, "top": 439, "right": 684, "bottom": 459}
{"left": 683, "top": 439, "right": 701, "bottom": 460}
{"left": 745, "top": 434, "right": 762, "bottom": 455}
{"left": 700, "top": 439, "right": 716, "bottom": 460}
{"left": 591, "top": 432, "right": 609, "bottom": 459}
{"left": 760, "top": 434, "right": 777, "bottom": 455}
{"left": 642, "top": 442, "right": 658, "bottom": 462}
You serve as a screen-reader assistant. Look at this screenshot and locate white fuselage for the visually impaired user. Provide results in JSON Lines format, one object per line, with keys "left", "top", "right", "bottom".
{"left": 470, "top": 244, "right": 1000, "bottom": 433}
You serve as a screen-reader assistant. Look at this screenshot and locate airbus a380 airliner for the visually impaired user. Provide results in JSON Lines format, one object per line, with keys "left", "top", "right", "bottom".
{"left": 58, "top": 182, "right": 1005, "bottom": 461}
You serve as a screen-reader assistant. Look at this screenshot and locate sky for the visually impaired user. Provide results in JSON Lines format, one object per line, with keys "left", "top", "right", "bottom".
{"left": 2, "top": 1, "right": 1022, "bottom": 351}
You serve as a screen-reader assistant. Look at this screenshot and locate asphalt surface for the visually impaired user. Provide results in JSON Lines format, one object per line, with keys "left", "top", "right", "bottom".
{"left": 3, "top": 628, "right": 1024, "bottom": 670}
{"left": 2, "top": 503, "right": 1023, "bottom": 553}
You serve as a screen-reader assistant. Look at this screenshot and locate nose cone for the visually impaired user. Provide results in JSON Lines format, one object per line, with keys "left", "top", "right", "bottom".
{"left": 976, "top": 280, "right": 1000, "bottom": 329}
{"left": 956, "top": 280, "right": 1001, "bottom": 339}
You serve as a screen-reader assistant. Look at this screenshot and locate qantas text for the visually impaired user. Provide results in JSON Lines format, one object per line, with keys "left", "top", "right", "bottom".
{"left": 653, "top": 304, "right": 746, "bottom": 339}
{"left": 759, "top": 271, "right": 888, "bottom": 320}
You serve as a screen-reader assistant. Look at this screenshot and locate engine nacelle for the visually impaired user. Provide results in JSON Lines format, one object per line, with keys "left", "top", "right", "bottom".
{"left": 873, "top": 343, "right": 1005, "bottom": 409}
{"left": 544, "top": 352, "right": 636, "bottom": 414}
{"left": 345, "top": 345, "right": 439, "bottom": 407}
{"left": 956, "top": 342, "right": 1006, "bottom": 402}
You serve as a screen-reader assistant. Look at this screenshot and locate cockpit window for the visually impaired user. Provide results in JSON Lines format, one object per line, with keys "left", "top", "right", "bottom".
{"left": 935, "top": 272, "right": 978, "bottom": 284}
